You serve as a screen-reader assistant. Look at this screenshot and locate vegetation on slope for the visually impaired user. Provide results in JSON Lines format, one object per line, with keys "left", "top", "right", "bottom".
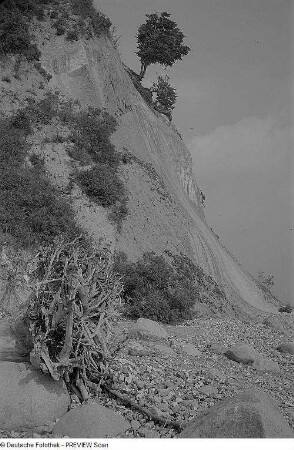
{"left": 114, "top": 251, "right": 228, "bottom": 324}
{"left": 48, "top": 0, "right": 112, "bottom": 42}
{"left": 32, "top": 94, "right": 128, "bottom": 228}
{"left": 0, "top": 88, "right": 129, "bottom": 246}
{"left": 0, "top": 115, "right": 79, "bottom": 248}
{"left": 0, "top": 0, "right": 111, "bottom": 63}
{"left": 151, "top": 74, "right": 177, "bottom": 120}
{"left": 65, "top": 106, "right": 129, "bottom": 229}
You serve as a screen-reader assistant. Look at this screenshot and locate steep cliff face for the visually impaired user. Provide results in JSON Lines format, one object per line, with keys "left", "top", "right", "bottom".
{"left": 2, "top": 23, "right": 277, "bottom": 317}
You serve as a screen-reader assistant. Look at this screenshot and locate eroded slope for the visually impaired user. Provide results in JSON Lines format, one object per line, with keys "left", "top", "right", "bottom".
{"left": 3, "top": 24, "right": 277, "bottom": 317}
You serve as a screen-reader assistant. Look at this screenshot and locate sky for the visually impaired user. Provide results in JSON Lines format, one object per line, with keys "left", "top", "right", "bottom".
{"left": 95, "top": 0, "right": 293, "bottom": 304}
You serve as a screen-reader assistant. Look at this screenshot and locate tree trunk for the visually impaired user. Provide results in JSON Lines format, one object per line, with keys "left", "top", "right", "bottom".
{"left": 139, "top": 62, "right": 147, "bottom": 80}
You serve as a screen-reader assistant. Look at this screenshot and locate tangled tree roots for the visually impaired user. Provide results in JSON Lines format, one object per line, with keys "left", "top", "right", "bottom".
{"left": 24, "top": 237, "right": 124, "bottom": 401}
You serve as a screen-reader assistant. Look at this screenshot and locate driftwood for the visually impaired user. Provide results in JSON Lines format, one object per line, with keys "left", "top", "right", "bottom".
{"left": 24, "top": 237, "right": 123, "bottom": 398}
{"left": 102, "top": 383, "right": 184, "bottom": 432}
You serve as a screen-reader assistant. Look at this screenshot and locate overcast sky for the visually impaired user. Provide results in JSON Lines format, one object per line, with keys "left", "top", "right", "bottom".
{"left": 95, "top": 0, "right": 293, "bottom": 304}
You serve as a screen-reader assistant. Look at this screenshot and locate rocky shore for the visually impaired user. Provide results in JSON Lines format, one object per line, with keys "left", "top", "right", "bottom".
{"left": 1, "top": 313, "right": 293, "bottom": 439}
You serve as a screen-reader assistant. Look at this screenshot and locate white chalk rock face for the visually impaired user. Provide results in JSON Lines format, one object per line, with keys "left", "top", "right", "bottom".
{"left": 0, "top": 362, "right": 69, "bottom": 431}
{"left": 38, "top": 29, "right": 279, "bottom": 319}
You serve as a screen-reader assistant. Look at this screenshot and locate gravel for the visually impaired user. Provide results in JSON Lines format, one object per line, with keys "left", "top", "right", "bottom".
{"left": 1, "top": 313, "right": 293, "bottom": 439}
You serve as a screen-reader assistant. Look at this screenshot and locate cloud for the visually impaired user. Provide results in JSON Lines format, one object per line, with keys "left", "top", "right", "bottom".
{"left": 188, "top": 113, "right": 293, "bottom": 302}
{"left": 189, "top": 114, "right": 291, "bottom": 178}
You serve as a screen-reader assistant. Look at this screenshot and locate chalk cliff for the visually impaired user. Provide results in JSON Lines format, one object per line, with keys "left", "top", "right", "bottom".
{"left": 0, "top": 18, "right": 278, "bottom": 318}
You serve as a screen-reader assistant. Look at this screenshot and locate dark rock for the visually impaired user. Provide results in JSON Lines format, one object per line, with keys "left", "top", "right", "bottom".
{"left": 178, "top": 388, "right": 294, "bottom": 438}
{"left": 52, "top": 403, "right": 129, "bottom": 438}
{"left": 278, "top": 304, "right": 293, "bottom": 313}
{"left": 0, "top": 362, "right": 69, "bottom": 431}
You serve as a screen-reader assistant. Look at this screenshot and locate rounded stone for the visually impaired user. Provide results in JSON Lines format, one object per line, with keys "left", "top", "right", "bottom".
{"left": 0, "top": 362, "right": 69, "bottom": 431}
{"left": 252, "top": 356, "right": 280, "bottom": 374}
{"left": 224, "top": 343, "right": 257, "bottom": 364}
{"left": 181, "top": 342, "right": 201, "bottom": 357}
{"left": 178, "top": 388, "right": 294, "bottom": 438}
{"left": 276, "top": 342, "right": 294, "bottom": 355}
{"left": 133, "top": 318, "right": 168, "bottom": 340}
{"left": 52, "top": 403, "right": 129, "bottom": 438}
{"left": 131, "top": 420, "right": 141, "bottom": 430}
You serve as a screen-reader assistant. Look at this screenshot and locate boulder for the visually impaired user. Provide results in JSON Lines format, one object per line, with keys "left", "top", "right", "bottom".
{"left": 0, "top": 320, "right": 16, "bottom": 352}
{"left": 252, "top": 356, "right": 280, "bottom": 374}
{"left": 0, "top": 320, "right": 28, "bottom": 362}
{"left": 52, "top": 403, "right": 129, "bottom": 438}
{"left": 262, "top": 316, "right": 284, "bottom": 333}
{"left": 224, "top": 343, "right": 257, "bottom": 364}
{"left": 276, "top": 341, "right": 294, "bottom": 355}
{"left": 0, "top": 362, "right": 69, "bottom": 431}
{"left": 154, "top": 343, "right": 176, "bottom": 357}
{"left": 10, "top": 314, "right": 34, "bottom": 356}
{"left": 181, "top": 342, "right": 201, "bottom": 357}
{"left": 127, "top": 341, "right": 151, "bottom": 357}
{"left": 132, "top": 318, "right": 168, "bottom": 340}
{"left": 225, "top": 343, "right": 279, "bottom": 373}
{"left": 178, "top": 388, "right": 294, "bottom": 438}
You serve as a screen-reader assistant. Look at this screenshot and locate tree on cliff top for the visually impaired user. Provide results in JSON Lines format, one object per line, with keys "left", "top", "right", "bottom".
{"left": 136, "top": 12, "right": 190, "bottom": 80}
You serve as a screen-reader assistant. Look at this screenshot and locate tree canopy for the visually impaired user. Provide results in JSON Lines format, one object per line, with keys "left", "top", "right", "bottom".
{"left": 136, "top": 12, "right": 190, "bottom": 79}
{"left": 152, "top": 74, "right": 177, "bottom": 119}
